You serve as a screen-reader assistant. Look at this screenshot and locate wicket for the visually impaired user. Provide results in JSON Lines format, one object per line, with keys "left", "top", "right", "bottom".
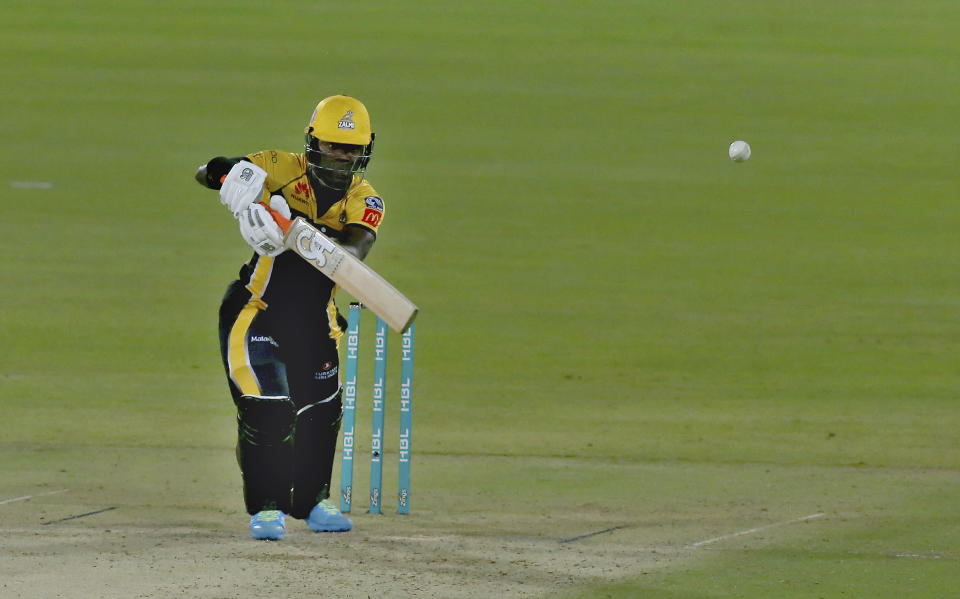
{"left": 339, "top": 302, "right": 415, "bottom": 515}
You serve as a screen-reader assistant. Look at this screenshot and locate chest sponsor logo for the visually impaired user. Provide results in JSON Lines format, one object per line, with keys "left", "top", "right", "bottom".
{"left": 338, "top": 110, "right": 355, "bottom": 130}
{"left": 364, "top": 196, "right": 384, "bottom": 211}
{"left": 294, "top": 180, "right": 311, "bottom": 198}
{"left": 362, "top": 209, "right": 382, "bottom": 227}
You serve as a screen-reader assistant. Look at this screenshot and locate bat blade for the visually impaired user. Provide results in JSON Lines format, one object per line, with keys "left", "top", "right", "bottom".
{"left": 283, "top": 217, "right": 418, "bottom": 332}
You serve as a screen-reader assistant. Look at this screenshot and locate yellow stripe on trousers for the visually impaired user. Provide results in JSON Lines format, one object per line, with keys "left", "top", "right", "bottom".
{"left": 227, "top": 256, "right": 274, "bottom": 396}
{"left": 326, "top": 296, "right": 344, "bottom": 345}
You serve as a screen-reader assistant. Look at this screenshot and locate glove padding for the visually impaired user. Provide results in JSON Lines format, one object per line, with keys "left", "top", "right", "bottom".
{"left": 238, "top": 196, "right": 291, "bottom": 257}
{"left": 220, "top": 161, "right": 267, "bottom": 218}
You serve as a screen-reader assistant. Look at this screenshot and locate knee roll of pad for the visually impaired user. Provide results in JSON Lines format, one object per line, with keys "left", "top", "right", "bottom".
{"left": 236, "top": 395, "right": 296, "bottom": 446}
{"left": 296, "top": 392, "right": 343, "bottom": 428}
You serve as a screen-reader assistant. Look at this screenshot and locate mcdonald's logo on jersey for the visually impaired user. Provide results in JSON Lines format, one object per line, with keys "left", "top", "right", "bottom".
{"left": 362, "top": 209, "right": 382, "bottom": 227}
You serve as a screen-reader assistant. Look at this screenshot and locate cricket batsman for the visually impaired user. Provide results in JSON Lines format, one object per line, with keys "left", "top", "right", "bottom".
{"left": 194, "top": 95, "right": 385, "bottom": 540}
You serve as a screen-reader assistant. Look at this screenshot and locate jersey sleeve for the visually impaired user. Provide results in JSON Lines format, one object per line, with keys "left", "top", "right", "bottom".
{"left": 343, "top": 181, "right": 385, "bottom": 235}
{"left": 246, "top": 150, "right": 306, "bottom": 201}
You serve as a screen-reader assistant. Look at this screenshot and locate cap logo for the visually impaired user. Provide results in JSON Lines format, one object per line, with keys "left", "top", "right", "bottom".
{"left": 338, "top": 110, "right": 355, "bottom": 130}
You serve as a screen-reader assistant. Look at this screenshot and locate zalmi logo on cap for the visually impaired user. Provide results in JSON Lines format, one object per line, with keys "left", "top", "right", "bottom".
{"left": 338, "top": 110, "right": 355, "bottom": 130}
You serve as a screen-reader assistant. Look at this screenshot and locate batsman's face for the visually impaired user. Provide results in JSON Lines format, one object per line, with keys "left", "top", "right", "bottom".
{"left": 306, "top": 140, "right": 367, "bottom": 191}
{"left": 312, "top": 141, "right": 363, "bottom": 162}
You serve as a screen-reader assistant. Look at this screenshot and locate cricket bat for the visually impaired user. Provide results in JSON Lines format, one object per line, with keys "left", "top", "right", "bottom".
{"left": 261, "top": 202, "right": 418, "bottom": 333}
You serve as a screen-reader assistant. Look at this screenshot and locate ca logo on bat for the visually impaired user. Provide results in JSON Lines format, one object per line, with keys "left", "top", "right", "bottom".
{"left": 294, "top": 222, "right": 343, "bottom": 272}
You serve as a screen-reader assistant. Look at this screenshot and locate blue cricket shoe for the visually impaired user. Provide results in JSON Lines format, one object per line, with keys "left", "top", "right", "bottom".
{"left": 250, "top": 510, "right": 286, "bottom": 540}
{"left": 306, "top": 499, "right": 352, "bottom": 532}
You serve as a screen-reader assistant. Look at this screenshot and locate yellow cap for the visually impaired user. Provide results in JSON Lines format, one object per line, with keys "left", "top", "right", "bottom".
{"left": 305, "top": 95, "right": 372, "bottom": 145}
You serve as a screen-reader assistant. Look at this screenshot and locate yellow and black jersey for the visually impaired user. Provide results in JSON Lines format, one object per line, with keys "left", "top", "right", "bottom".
{"left": 245, "top": 149, "right": 385, "bottom": 236}
{"left": 230, "top": 150, "right": 385, "bottom": 340}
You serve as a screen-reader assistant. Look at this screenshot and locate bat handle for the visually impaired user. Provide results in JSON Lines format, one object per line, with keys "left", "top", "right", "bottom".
{"left": 259, "top": 200, "right": 293, "bottom": 234}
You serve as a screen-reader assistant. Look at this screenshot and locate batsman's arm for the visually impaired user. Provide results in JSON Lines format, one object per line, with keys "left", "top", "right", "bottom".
{"left": 195, "top": 156, "right": 246, "bottom": 189}
{"left": 338, "top": 225, "right": 376, "bottom": 261}
{"left": 195, "top": 158, "right": 374, "bottom": 259}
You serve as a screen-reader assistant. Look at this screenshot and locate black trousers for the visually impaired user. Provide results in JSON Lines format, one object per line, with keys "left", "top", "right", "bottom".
{"left": 218, "top": 280, "right": 343, "bottom": 518}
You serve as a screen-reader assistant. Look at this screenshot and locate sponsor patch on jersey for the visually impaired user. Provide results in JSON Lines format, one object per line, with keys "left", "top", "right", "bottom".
{"left": 315, "top": 362, "right": 339, "bottom": 380}
{"left": 362, "top": 209, "right": 382, "bottom": 227}
{"left": 250, "top": 335, "right": 279, "bottom": 348}
{"left": 364, "top": 196, "right": 384, "bottom": 211}
{"left": 294, "top": 180, "right": 311, "bottom": 198}
{"left": 338, "top": 110, "right": 355, "bottom": 130}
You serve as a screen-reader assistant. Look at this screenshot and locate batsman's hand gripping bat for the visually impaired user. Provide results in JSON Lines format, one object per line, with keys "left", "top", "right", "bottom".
{"left": 259, "top": 201, "right": 418, "bottom": 333}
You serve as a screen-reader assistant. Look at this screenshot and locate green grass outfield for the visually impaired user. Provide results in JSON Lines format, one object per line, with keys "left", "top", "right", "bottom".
{"left": 1, "top": 1, "right": 958, "bottom": 597}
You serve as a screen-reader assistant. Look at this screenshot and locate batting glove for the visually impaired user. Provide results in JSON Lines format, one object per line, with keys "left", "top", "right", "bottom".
{"left": 238, "top": 203, "right": 285, "bottom": 257}
{"left": 266, "top": 194, "right": 292, "bottom": 221}
{"left": 220, "top": 161, "right": 267, "bottom": 218}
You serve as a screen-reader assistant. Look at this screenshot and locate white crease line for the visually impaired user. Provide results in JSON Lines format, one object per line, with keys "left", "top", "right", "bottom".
{"left": 0, "top": 489, "right": 69, "bottom": 505}
{"left": 689, "top": 513, "right": 825, "bottom": 548}
{"left": 10, "top": 181, "right": 54, "bottom": 189}
{"left": 380, "top": 535, "right": 459, "bottom": 543}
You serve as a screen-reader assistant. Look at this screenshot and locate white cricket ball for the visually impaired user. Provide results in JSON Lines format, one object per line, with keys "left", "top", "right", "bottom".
{"left": 729, "top": 140, "right": 751, "bottom": 162}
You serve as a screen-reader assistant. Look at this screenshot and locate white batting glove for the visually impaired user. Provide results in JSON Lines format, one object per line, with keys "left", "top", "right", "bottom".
{"left": 267, "top": 194, "right": 292, "bottom": 221}
{"left": 220, "top": 161, "right": 267, "bottom": 218}
{"left": 238, "top": 203, "right": 285, "bottom": 257}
